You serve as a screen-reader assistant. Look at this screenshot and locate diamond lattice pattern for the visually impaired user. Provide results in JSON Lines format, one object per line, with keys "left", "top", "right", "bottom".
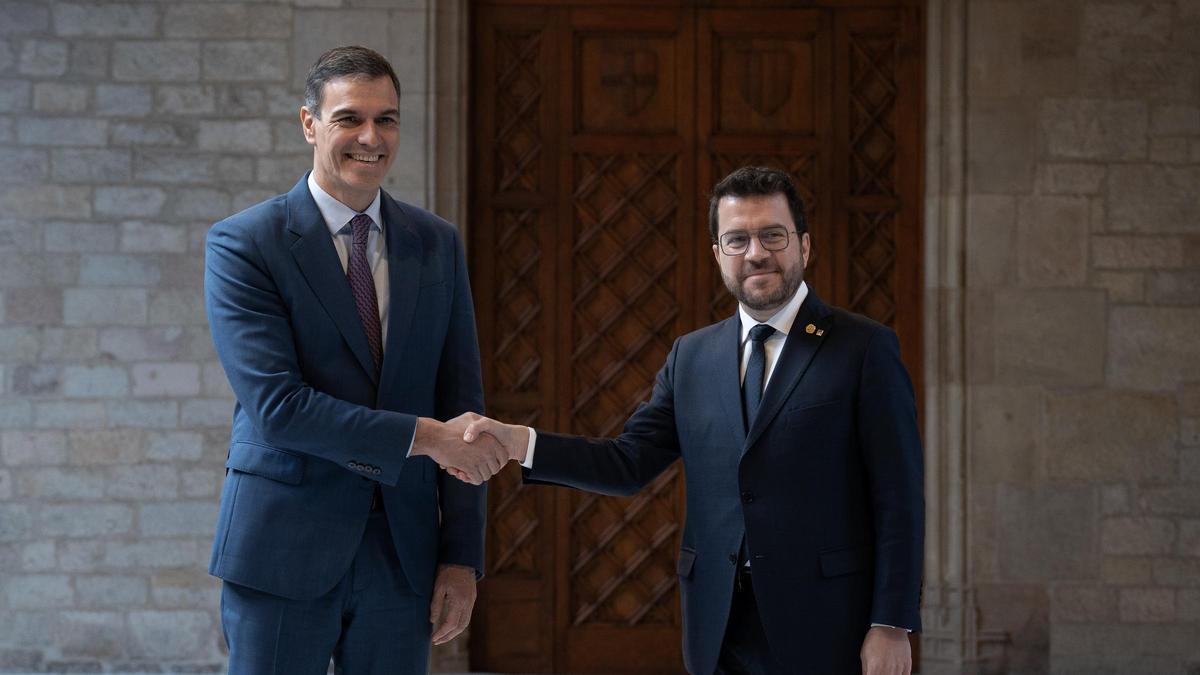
{"left": 849, "top": 34, "right": 897, "bottom": 197}
{"left": 495, "top": 31, "right": 543, "bottom": 193}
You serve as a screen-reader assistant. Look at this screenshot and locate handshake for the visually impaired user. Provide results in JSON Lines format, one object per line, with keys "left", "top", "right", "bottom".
{"left": 409, "top": 413, "right": 528, "bottom": 485}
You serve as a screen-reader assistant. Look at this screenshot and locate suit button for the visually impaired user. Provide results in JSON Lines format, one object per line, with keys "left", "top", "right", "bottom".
{"left": 347, "top": 461, "right": 357, "bottom": 469}
{"left": 728, "top": 553, "right": 738, "bottom": 565}
{"left": 741, "top": 492, "right": 754, "bottom": 503}
{"left": 372, "top": 467, "right": 381, "bottom": 476}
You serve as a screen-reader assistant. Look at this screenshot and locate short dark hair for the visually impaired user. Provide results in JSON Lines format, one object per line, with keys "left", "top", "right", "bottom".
{"left": 707, "top": 166, "right": 809, "bottom": 241}
{"left": 304, "top": 46, "right": 401, "bottom": 119}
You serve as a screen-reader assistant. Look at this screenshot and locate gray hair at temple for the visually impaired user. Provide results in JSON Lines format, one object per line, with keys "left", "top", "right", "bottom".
{"left": 303, "top": 45, "right": 401, "bottom": 120}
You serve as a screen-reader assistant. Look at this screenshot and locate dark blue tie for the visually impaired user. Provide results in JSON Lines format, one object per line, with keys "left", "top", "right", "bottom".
{"left": 742, "top": 323, "right": 776, "bottom": 431}
{"left": 347, "top": 213, "right": 382, "bottom": 373}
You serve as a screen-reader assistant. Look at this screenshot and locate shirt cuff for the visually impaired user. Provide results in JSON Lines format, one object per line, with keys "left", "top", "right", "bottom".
{"left": 519, "top": 428, "right": 536, "bottom": 469}
{"left": 870, "top": 623, "right": 912, "bottom": 633}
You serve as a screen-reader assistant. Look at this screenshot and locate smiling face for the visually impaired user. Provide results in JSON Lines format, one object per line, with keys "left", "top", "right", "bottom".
{"left": 712, "top": 193, "right": 810, "bottom": 322}
{"left": 301, "top": 75, "right": 399, "bottom": 212}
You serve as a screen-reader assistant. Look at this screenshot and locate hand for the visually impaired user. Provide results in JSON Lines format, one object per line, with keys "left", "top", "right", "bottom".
{"left": 410, "top": 417, "right": 508, "bottom": 485}
{"left": 860, "top": 626, "right": 911, "bottom": 675}
{"left": 429, "top": 563, "right": 476, "bottom": 645}
{"left": 458, "top": 412, "right": 529, "bottom": 462}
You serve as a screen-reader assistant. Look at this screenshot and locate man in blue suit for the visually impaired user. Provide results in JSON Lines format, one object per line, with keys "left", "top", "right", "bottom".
{"left": 457, "top": 167, "right": 924, "bottom": 674}
{"left": 204, "top": 46, "right": 507, "bottom": 674}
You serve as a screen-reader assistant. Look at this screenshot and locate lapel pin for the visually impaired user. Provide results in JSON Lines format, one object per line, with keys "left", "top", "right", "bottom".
{"left": 816, "top": 328, "right": 824, "bottom": 336}
{"left": 805, "top": 324, "right": 816, "bottom": 334}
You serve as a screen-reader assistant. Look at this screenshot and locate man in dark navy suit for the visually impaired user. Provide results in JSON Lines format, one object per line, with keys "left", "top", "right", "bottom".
{"left": 457, "top": 167, "right": 924, "bottom": 674}
{"left": 204, "top": 46, "right": 507, "bottom": 674}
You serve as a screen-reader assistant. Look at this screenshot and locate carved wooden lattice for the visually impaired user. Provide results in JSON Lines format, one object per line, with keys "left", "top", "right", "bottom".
{"left": 494, "top": 209, "right": 542, "bottom": 393}
{"left": 569, "top": 153, "right": 683, "bottom": 626}
{"left": 709, "top": 154, "right": 819, "bottom": 324}
{"left": 487, "top": 408, "right": 543, "bottom": 575}
{"left": 849, "top": 211, "right": 896, "bottom": 324}
{"left": 495, "top": 31, "right": 543, "bottom": 193}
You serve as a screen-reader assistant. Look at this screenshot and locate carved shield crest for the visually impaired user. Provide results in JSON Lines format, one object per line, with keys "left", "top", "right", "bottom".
{"left": 734, "top": 48, "right": 793, "bottom": 117}
{"left": 601, "top": 47, "right": 658, "bottom": 117}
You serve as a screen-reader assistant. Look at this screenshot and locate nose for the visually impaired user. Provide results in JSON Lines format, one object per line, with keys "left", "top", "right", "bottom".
{"left": 357, "top": 121, "right": 380, "bottom": 147}
{"left": 744, "top": 234, "right": 770, "bottom": 262}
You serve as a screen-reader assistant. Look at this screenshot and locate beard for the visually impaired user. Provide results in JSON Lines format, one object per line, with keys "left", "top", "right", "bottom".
{"left": 722, "top": 258, "right": 805, "bottom": 312}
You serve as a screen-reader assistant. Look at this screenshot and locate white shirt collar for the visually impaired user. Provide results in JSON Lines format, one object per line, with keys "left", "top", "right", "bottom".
{"left": 738, "top": 281, "right": 809, "bottom": 343}
{"left": 307, "top": 173, "right": 384, "bottom": 236}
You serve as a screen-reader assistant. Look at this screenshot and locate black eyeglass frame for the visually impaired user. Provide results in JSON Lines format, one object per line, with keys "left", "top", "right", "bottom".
{"left": 716, "top": 226, "right": 799, "bottom": 256}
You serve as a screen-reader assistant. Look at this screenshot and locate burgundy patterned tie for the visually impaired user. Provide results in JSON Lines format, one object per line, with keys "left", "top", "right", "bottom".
{"left": 347, "top": 213, "right": 382, "bottom": 373}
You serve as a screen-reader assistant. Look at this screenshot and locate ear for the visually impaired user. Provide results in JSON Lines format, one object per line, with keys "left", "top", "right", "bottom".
{"left": 300, "top": 106, "right": 317, "bottom": 147}
{"left": 712, "top": 242, "right": 721, "bottom": 266}
{"left": 800, "top": 232, "right": 811, "bottom": 269}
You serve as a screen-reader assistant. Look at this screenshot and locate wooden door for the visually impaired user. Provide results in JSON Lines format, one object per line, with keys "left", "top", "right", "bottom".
{"left": 468, "top": 2, "right": 922, "bottom": 672}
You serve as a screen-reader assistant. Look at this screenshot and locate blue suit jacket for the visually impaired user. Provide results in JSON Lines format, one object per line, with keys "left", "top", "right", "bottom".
{"left": 529, "top": 292, "right": 923, "bottom": 674}
{"left": 204, "top": 175, "right": 486, "bottom": 601}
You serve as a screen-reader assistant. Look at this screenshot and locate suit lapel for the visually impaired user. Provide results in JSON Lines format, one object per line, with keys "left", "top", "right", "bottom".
{"left": 377, "top": 194, "right": 422, "bottom": 391}
{"left": 710, "top": 315, "right": 747, "bottom": 449}
{"left": 743, "top": 291, "right": 833, "bottom": 451}
{"left": 285, "top": 176, "right": 379, "bottom": 385}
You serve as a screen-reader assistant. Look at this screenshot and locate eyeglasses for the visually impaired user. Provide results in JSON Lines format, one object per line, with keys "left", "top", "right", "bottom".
{"left": 717, "top": 226, "right": 797, "bottom": 256}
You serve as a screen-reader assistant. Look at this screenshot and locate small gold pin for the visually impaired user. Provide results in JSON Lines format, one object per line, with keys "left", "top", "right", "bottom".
{"left": 805, "top": 324, "right": 816, "bottom": 335}
{"left": 815, "top": 329, "right": 824, "bottom": 337}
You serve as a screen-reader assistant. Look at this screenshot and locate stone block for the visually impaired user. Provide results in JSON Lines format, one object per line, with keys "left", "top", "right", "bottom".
{"left": 19, "top": 540, "right": 55, "bottom": 571}
{"left": 32, "top": 82, "right": 89, "bottom": 113}
{"left": 120, "top": 221, "right": 188, "bottom": 254}
{"left": 0, "top": 469, "right": 9, "bottom": 500}
{"left": 1109, "top": 165, "right": 1200, "bottom": 233}
{"left": 165, "top": 4, "right": 291, "bottom": 39}
{"left": 113, "top": 41, "right": 200, "bottom": 82}
{"left": 256, "top": 155, "right": 312, "bottom": 186}
{"left": 1092, "top": 236, "right": 1184, "bottom": 269}
{"left": 106, "top": 464, "right": 180, "bottom": 500}
{"left": 993, "top": 289, "right": 1106, "bottom": 386}
{"left": 18, "top": 40, "right": 68, "bottom": 76}
{"left": 1155, "top": 558, "right": 1200, "bottom": 587}
{"left": 1045, "top": 390, "right": 1177, "bottom": 480}
{"left": 34, "top": 401, "right": 106, "bottom": 429}
{"left": 1150, "top": 137, "right": 1189, "bottom": 164}
{"left": 67, "top": 39, "right": 108, "bottom": 80}
{"left": 1051, "top": 623, "right": 1195, "bottom": 673}
{"left": 64, "top": 289, "right": 147, "bottom": 326}
{"left": 0, "top": 40, "right": 13, "bottom": 73}
{"left": 95, "top": 186, "right": 167, "bottom": 218}
{"left": 1109, "top": 307, "right": 1200, "bottom": 390}
{"left": 293, "top": 10, "right": 390, "bottom": 88}
{"left": 0, "top": 78, "right": 30, "bottom": 112}
{"left": 129, "top": 610, "right": 213, "bottom": 659}
{"left": 17, "top": 118, "right": 108, "bottom": 147}
{"left": 53, "top": 3, "right": 159, "bottom": 37}
{"left": 202, "top": 361, "right": 232, "bottom": 397}
{"left": 1016, "top": 196, "right": 1089, "bottom": 286}
{"left": 111, "top": 120, "right": 191, "bottom": 146}
{"left": 56, "top": 539, "right": 101, "bottom": 571}
{"left": 106, "top": 400, "right": 178, "bottom": 430}
{"left": 996, "top": 483, "right": 1099, "bottom": 582}
{"left": 272, "top": 118, "right": 306, "bottom": 152}
{"left": 0, "top": 325, "right": 40, "bottom": 360}
{"left": 62, "top": 365, "right": 130, "bottom": 398}
{"left": 388, "top": 9, "right": 430, "bottom": 94}
{"left": 56, "top": 611, "right": 125, "bottom": 659}
{"left": 1180, "top": 520, "right": 1200, "bottom": 557}
{"left": 196, "top": 119, "right": 271, "bottom": 152}
{"left": 0, "top": 504, "right": 32, "bottom": 542}
{"left": 219, "top": 84, "right": 267, "bottom": 117}
{"left": 1141, "top": 486, "right": 1200, "bottom": 515}
{"left": 39, "top": 328, "right": 98, "bottom": 362}
{"left": 148, "top": 289, "right": 206, "bottom": 325}
{"left": 970, "top": 386, "right": 1041, "bottom": 483}
{"left": 1180, "top": 589, "right": 1200, "bottom": 622}
{"left": 966, "top": 199, "right": 1016, "bottom": 290}
{"left": 1120, "top": 588, "right": 1176, "bottom": 623}
{"left": 1105, "top": 517, "right": 1176, "bottom": 557}
{"left": 17, "top": 467, "right": 106, "bottom": 500}
{"left": 180, "top": 467, "right": 220, "bottom": 498}
{"left": 2, "top": 430, "right": 68, "bottom": 466}
{"left": 0, "top": 185, "right": 91, "bottom": 218}
{"left": 133, "top": 151, "right": 221, "bottom": 184}
{"left": 232, "top": 188, "right": 275, "bottom": 212}
{"left": 167, "top": 188, "right": 231, "bottom": 219}
{"left": 52, "top": 149, "right": 134, "bottom": 183}
{"left": 1051, "top": 585, "right": 1117, "bottom": 623}
{"left": 1093, "top": 271, "right": 1144, "bottom": 304}
{"left": 139, "top": 501, "right": 218, "bottom": 537}
{"left": 12, "top": 364, "right": 62, "bottom": 396}
{"left": 38, "top": 504, "right": 133, "bottom": 537}
{"left": 80, "top": 253, "right": 161, "bottom": 286}
{"left": 104, "top": 539, "right": 201, "bottom": 569}
{"left": 0, "top": 3, "right": 50, "bottom": 36}
{"left": 1040, "top": 98, "right": 1147, "bottom": 160}
{"left": 150, "top": 570, "right": 220, "bottom": 608}
{"left": 132, "top": 362, "right": 201, "bottom": 398}
{"left": 1147, "top": 270, "right": 1200, "bottom": 305}
{"left": 155, "top": 84, "right": 217, "bottom": 115}
{"left": 0, "top": 148, "right": 47, "bottom": 182}
{"left": 1100, "top": 485, "right": 1131, "bottom": 515}
{"left": 0, "top": 117, "right": 11, "bottom": 143}
{"left": 67, "top": 428, "right": 144, "bottom": 465}
{"left": 181, "top": 398, "right": 232, "bottom": 428}
{"left": 4, "top": 574, "right": 73, "bottom": 609}
{"left": 1036, "top": 163, "right": 1106, "bottom": 195}
{"left": 264, "top": 84, "right": 300, "bottom": 116}
{"left": 146, "top": 431, "right": 205, "bottom": 462}
{"left": 0, "top": 250, "right": 78, "bottom": 288}
{"left": 99, "top": 326, "right": 188, "bottom": 361}
{"left": 45, "top": 222, "right": 117, "bottom": 252}
{"left": 95, "top": 84, "right": 153, "bottom": 117}
{"left": 203, "top": 40, "right": 287, "bottom": 81}
{"left": 1082, "top": 2, "right": 1173, "bottom": 50}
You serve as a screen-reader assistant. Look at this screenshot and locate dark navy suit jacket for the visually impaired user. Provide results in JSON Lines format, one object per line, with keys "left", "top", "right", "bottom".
{"left": 530, "top": 292, "right": 923, "bottom": 674}
{"left": 204, "top": 175, "right": 486, "bottom": 601}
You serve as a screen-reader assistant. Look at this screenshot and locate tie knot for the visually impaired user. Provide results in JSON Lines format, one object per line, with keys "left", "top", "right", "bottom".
{"left": 349, "top": 213, "right": 373, "bottom": 243}
{"left": 749, "top": 323, "right": 775, "bottom": 343}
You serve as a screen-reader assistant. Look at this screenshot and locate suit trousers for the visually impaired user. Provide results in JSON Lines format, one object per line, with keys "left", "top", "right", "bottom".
{"left": 220, "top": 510, "right": 431, "bottom": 675}
{"left": 716, "top": 571, "right": 784, "bottom": 675}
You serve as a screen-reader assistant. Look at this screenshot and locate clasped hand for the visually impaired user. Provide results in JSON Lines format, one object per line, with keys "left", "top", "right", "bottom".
{"left": 410, "top": 413, "right": 527, "bottom": 484}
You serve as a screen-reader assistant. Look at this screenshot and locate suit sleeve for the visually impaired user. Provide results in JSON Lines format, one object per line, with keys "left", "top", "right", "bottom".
{"left": 204, "top": 221, "right": 418, "bottom": 486}
{"left": 857, "top": 327, "right": 924, "bottom": 631}
{"left": 433, "top": 229, "right": 488, "bottom": 575}
{"left": 525, "top": 338, "right": 683, "bottom": 497}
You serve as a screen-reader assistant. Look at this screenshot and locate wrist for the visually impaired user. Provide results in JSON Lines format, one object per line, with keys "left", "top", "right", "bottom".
{"left": 510, "top": 426, "right": 530, "bottom": 463}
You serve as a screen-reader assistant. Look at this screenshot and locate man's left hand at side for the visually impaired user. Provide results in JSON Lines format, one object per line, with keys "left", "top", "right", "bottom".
{"left": 429, "top": 563, "right": 476, "bottom": 645}
{"left": 860, "top": 625, "right": 911, "bottom": 675}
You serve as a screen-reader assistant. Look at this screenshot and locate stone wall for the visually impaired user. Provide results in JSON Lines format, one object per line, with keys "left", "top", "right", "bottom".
{"left": 0, "top": 0, "right": 467, "bottom": 671}
{"left": 962, "top": 0, "right": 1200, "bottom": 672}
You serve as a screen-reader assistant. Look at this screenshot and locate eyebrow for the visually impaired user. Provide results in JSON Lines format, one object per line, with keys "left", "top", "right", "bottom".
{"left": 328, "top": 107, "right": 400, "bottom": 118}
